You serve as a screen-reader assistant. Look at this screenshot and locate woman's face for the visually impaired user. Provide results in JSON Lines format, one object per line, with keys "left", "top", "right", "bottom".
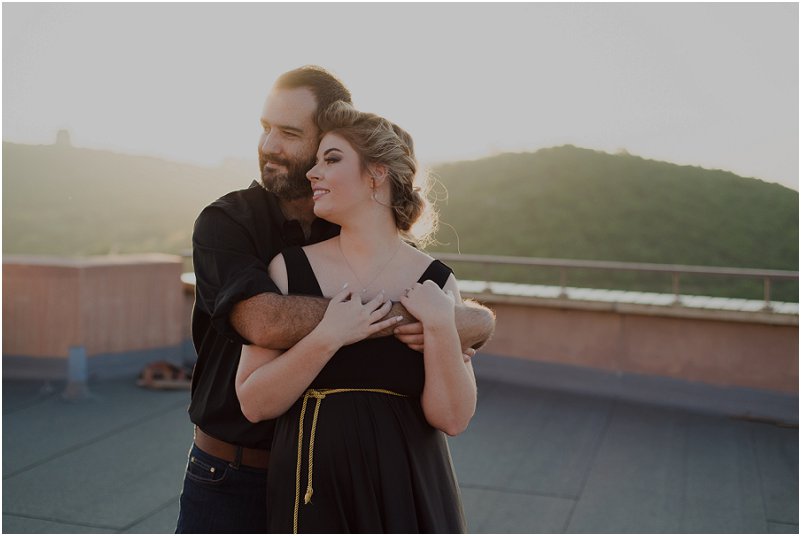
{"left": 306, "top": 132, "right": 372, "bottom": 222}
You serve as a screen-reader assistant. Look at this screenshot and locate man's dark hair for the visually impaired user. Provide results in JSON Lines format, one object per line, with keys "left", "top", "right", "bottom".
{"left": 274, "top": 65, "right": 352, "bottom": 129}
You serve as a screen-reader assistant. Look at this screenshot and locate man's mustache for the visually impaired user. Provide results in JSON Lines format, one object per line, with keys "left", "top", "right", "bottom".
{"left": 260, "top": 154, "right": 290, "bottom": 168}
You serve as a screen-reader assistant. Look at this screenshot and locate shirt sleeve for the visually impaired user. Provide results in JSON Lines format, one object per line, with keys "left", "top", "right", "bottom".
{"left": 192, "top": 205, "right": 280, "bottom": 345}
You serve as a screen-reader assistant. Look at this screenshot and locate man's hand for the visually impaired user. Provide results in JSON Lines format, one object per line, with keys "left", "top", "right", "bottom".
{"left": 395, "top": 324, "right": 479, "bottom": 362}
{"left": 394, "top": 322, "right": 424, "bottom": 352}
{"left": 462, "top": 347, "right": 476, "bottom": 363}
{"left": 383, "top": 296, "right": 495, "bottom": 354}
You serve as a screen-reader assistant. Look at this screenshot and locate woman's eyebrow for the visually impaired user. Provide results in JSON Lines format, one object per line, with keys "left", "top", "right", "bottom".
{"left": 323, "top": 147, "right": 342, "bottom": 156}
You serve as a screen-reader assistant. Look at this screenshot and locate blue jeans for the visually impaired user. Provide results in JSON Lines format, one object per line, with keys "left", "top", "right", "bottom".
{"left": 175, "top": 443, "right": 268, "bottom": 533}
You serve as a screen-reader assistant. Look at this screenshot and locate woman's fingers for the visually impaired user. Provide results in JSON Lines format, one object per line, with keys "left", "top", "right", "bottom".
{"left": 369, "top": 298, "right": 393, "bottom": 322}
{"left": 366, "top": 314, "right": 404, "bottom": 335}
{"left": 331, "top": 284, "right": 352, "bottom": 303}
{"left": 363, "top": 291, "right": 386, "bottom": 312}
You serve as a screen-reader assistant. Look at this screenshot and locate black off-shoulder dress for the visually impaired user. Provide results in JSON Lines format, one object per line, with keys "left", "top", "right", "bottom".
{"left": 266, "top": 246, "right": 467, "bottom": 534}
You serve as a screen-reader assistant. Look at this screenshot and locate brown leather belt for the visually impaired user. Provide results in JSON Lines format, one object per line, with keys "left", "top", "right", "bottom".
{"left": 193, "top": 427, "right": 270, "bottom": 469}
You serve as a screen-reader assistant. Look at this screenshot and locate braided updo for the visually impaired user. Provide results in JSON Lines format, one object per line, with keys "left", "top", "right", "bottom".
{"left": 317, "top": 101, "right": 438, "bottom": 247}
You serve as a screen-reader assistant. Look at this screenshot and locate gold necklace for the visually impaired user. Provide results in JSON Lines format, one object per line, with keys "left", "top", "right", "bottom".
{"left": 337, "top": 238, "right": 403, "bottom": 293}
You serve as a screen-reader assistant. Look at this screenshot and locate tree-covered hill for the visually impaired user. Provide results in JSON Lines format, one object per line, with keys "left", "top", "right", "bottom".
{"left": 3, "top": 142, "right": 797, "bottom": 300}
{"left": 429, "top": 146, "right": 798, "bottom": 299}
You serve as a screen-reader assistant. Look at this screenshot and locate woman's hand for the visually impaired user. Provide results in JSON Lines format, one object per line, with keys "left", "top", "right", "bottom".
{"left": 314, "top": 286, "right": 400, "bottom": 348}
{"left": 399, "top": 280, "right": 455, "bottom": 329}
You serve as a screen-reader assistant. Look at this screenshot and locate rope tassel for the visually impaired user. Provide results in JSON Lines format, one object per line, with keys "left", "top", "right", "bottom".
{"left": 291, "top": 388, "right": 406, "bottom": 534}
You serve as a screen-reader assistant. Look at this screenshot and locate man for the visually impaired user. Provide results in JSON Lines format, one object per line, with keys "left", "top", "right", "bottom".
{"left": 176, "top": 65, "right": 495, "bottom": 533}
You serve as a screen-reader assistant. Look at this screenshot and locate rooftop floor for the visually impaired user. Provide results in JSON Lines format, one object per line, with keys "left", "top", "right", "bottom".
{"left": 2, "top": 374, "right": 798, "bottom": 533}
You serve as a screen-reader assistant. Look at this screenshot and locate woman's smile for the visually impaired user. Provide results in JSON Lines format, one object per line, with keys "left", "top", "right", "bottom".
{"left": 312, "top": 187, "right": 330, "bottom": 201}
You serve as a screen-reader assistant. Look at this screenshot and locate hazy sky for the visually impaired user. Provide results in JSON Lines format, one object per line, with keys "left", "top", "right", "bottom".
{"left": 3, "top": 3, "right": 798, "bottom": 189}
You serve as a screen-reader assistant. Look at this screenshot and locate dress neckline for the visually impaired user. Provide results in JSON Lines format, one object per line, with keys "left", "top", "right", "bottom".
{"left": 290, "top": 246, "right": 446, "bottom": 298}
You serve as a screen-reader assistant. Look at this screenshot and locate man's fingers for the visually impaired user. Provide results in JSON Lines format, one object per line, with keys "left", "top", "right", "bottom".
{"left": 395, "top": 332, "right": 424, "bottom": 345}
{"left": 407, "top": 344, "right": 424, "bottom": 352}
{"left": 393, "top": 322, "right": 424, "bottom": 335}
{"left": 394, "top": 322, "right": 424, "bottom": 345}
{"left": 462, "top": 348, "right": 476, "bottom": 363}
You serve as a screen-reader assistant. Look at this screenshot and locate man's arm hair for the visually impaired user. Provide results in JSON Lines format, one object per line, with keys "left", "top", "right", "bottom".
{"left": 382, "top": 299, "right": 496, "bottom": 349}
{"left": 230, "top": 293, "right": 329, "bottom": 350}
{"left": 454, "top": 299, "right": 495, "bottom": 350}
{"left": 231, "top": 291, "right": 494, "bottom": 351}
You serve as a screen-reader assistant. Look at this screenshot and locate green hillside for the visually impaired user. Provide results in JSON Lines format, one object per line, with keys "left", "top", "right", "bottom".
{"left": 3, "top": 142, "right": 797, "bottom": 301}
{"left": 429, "top": 146, "right": 798, "bottom": 300}
{"left": 3, "top": 141, "right": 254, "bottom": 257}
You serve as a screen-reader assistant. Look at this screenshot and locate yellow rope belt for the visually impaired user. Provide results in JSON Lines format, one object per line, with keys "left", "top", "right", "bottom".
{"left": 292, "top": 388, "right": 407, "bottom": 534}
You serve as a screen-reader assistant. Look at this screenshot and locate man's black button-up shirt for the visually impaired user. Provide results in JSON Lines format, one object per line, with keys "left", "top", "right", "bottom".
{"left": 189, "top": 181, "right": 339, "bottom": 449}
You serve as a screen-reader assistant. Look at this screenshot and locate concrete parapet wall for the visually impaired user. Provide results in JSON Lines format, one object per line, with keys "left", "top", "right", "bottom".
{"left": 475, "top": 294, "right": 798, "bottom": 394}
{"left": 4, "top": 257, "right": 796, "bottom": 404}
{"left": 3, "top": 254, "right": 184, "bottom": 368}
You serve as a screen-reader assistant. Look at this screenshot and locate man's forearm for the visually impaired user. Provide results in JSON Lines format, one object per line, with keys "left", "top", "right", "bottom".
{"left": 230, "top": 293, "right": 329, "bottom": 350}
{"left": 454, "top": 299, "right": 496, "bottom": 350}
{"left": 382, "top": 299, "right": 495, "bottom": 351}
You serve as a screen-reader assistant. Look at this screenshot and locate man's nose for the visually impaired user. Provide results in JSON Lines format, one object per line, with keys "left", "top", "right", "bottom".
{"left": 260, "top": 131, "right": 280, "bottom": 156}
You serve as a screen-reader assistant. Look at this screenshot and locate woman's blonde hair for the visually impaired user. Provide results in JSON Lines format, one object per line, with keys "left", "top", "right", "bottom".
{"left": 318, "top": 101, "right": 438, "bottom": 247}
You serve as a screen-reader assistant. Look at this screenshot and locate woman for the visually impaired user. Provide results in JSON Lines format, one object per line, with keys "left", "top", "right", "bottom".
{"left": 236, "top": 101, "right": 476, "bottom": 533}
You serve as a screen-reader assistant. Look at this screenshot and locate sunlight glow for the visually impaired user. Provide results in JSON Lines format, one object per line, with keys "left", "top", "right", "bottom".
{"left": 2, "top": 3, "right": 798, "bottom": 189}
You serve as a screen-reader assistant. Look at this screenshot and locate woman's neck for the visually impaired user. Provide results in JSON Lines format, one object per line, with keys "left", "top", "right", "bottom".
{"left": 338, "top": 210, "right": 401, "bottom": 261}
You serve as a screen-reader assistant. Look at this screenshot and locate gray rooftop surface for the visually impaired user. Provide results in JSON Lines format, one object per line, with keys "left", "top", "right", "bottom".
{"left": 2, "top": 375, "right": 798, "bottom": 534}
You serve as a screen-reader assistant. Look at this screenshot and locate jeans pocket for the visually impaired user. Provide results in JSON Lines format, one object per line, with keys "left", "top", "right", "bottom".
{"left": 186, "top": 452, "right": 228, "bottom": 485}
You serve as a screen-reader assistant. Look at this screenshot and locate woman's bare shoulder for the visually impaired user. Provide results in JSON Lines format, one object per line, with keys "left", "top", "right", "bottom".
{"left": 404, "top": 242, "right": 436, "bottom": 261}
{"left": 302, "top": 237, "right": 339, "bottom": 264}
{"left": 399, "top": 243, "right": 441, "bottom": 277}
{"left": 267, "top": 253, "right": 288, "bottom": 295}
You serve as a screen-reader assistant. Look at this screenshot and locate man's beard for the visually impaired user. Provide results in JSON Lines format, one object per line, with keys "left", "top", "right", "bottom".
{"left": 258, "top": 152, "right": 316, "bottom": 200}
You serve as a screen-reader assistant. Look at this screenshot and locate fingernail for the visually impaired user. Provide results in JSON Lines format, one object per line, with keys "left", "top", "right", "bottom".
{"left": 342, "top": 283, "right": 348, "bottom": 288}
{"left": 395, "top": 316, "right": 403, "bottom": 322}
